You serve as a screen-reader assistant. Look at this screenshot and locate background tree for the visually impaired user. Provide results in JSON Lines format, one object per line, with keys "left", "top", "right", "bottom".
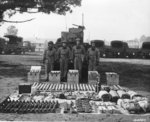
{"left": 0, "top": 0, "right": 82, "bottom": 23}
{"left": 5, "top": 25, "right": 18, "bottom": 36}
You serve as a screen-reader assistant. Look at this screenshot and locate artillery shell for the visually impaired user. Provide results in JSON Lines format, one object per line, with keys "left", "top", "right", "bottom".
{"left": 91, "top": 84, "right": 95, "bottom": 91}
{"left": 32, "top": 82, "right": 36, "bottom": 87}
{"left": 77, "top": 84, "right": 80, "bottom": 91}
{"left": 45, "top": 84, "right": 50, "bottom": 90}
{"left": 79, "top": 84, "right": 83, "bottom": 91}
{"left": 73, "top": 84, "right": 77, "bottom": 91}
{"left": 85, "top": 84, "right": 89, "bottom": 91}
{"left": 70, "top": 84, "right": 73, "bottom": 91}
{"left": 60, "top": 84, "right": 63, "bottom": 90}
{"left": 64, "top": 84, "right": 67, "bottom": 91}
{"left": 58, "top": 84, "right": 61, "bottom": 91}
{"left": 88, "top": 84, "right": 92, "bottom": 91}
{"left": 49, "top": 84, "right": 53, "bottom": 90}
{"left": 55, "top": 84, "right": 59, "bottom": 91}
{"left": 36, "top": 83, "right": 41, "bottom": 89}
{"left": 43, "top": 83, "right": 47, "bottom": 90}
{"left": 52, "top": 84, "right": 56, "bottom": 90}
{"left": 68, "top": 84, "right": 70, "bottom": 91}
{"left": 83, "top": 84, "right": 86, "bottom": 91}
{"left": 38, "top": 83, "right": 43, "bottom": 90}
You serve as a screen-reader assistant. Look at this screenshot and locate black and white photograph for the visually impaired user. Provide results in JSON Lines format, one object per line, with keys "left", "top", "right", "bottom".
{"left": 0, "top": 0, "right": 150, "bottom": 121}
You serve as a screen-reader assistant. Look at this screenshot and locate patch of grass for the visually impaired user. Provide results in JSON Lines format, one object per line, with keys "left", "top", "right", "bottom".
{"left": 97, "top": 62, "right": 150, "bottom": 92}
{"left": 0, "top": 61, "right": 27, "bottom": 79}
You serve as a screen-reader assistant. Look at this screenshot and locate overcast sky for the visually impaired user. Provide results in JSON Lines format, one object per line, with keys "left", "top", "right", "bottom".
{"left": 0, "top": 0, "right": 150, "bottom": 42}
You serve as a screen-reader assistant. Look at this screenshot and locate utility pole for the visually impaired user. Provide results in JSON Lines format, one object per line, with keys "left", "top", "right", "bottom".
{"left": 82, "top": 13, "right": 84, "bottom": 26}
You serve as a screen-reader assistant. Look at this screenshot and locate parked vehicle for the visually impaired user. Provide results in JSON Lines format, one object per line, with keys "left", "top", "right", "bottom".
{"left": 4, "top": 35, "right": 23, "bottom": 55}
{"left": 140, "top": 42, "right": 150, "bottom": 59}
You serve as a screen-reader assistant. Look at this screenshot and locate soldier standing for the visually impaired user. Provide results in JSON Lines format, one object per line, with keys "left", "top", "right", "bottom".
{"left": 57, "top": 40, "right": 71, "bottom": 82}
{"left": 72, "top": 38, "right": 85, "bottom": 82}
{"left": 87, "top": 41, "right": 100, "bottom": 71}
{"left": 43, "top": 41, "right": 56, "bottom": 81}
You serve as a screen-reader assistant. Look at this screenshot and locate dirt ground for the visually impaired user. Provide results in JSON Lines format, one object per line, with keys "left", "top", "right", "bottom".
{"left": 0, "top": 54, "right": 150, "bottom": 121}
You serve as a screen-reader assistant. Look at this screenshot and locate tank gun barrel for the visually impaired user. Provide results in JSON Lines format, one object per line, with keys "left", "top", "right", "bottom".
{"left": 72, "top": 24, "right": 85, "bottom": 30}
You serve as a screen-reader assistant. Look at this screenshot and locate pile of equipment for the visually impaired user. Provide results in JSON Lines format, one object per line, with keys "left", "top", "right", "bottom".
{"left": 0, "top": 66, "right": 150, "bottom": 115}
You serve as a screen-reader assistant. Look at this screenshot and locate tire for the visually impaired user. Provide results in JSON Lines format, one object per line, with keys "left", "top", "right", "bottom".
{"left": 0, "top": 48, "right": 3, "bottom": 54}
{"left": 15, "top": 48, "right": 22, "bottom": 55}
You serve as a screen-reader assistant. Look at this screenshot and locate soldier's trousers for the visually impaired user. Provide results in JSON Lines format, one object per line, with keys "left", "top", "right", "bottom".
{"left": 60, "top": 58, "right": 68, "bottom": 82}
{"left": 74, "top": 57, "right": 83, "bottom": 82}
{"left": 88, "top": 60, "right": 96, "bottom": 71}
{"left": 45, "top": 61, "right": 54, "bottom": 79}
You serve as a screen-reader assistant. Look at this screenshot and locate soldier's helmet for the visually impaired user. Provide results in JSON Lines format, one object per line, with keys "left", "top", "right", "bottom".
{"left": 48, "top": 41, "right": 53, "bottom": 45}
{"left": 62, "top": 40, "right": 67, "bottom": 43}
{"left": 91, "top": 40, "right": 95, "bottom": 44}
{"left": 76, "top": 38, "right": 81, "bottom": 41}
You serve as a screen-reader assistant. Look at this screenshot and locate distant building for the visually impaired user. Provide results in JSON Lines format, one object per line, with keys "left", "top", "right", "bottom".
{"left": 32, "top": 43, "right": 44, "bottom": 52}
{"left": 127, "top": 40, "right": 140, "bottom": 48}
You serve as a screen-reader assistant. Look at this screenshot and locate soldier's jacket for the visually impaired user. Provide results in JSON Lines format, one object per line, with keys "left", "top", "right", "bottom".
{"left": 43, "top": 48, "right": 56, "bottom": 63}
{"left": 57, "top": 47, "right": 71, "bottom": 60}
{"left": 72, "top": 45, "right": 85, "bottom": 61}
{"left": 87, "top": 47, "right": 100, "bottom": 62}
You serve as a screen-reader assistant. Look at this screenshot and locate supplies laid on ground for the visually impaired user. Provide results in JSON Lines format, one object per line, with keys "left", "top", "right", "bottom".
{"left": 32, "top": 82, "right": 96, "bottom": 91}
{"left": 117, "top": 90, "right": 130, "bottom": 99}
{"left": 133, "top": 96, "right": 149, "bottom": 112}
{"left": 88, "top": 71, "right": 100, "bottom": 84}
{"left": 0, "top": 81, "right": 150, "bottom": 115}
{"left": 19, "top": 83, "right": 32, "bottom": 94}
{"left": 49, "top": 71, "right": 60, "bottom": 83}
{"left": 98, "top": 90, "right": 112, "bottom": 102}
{"left": 109, "top": 90, "right": 119, "bottom": 102}
{"left": 59, "top": 101, "right": 75, "bottom": 113}
{"left": 67, "top": 70, "right": 79, "bottom": 84}
{"left": 0, "top": 98, "right": 59, "bottom": 113}
{"left": 28, "top": 66, "right": 41, "bottom": 82}
{"left": 117, "top": 99, "right": 141, "bottom": 114}
{"left": 102, "top": 86, "right": 111, "bottom": 92}
{"left": 76, "top": 98, "right": 92, "bottom": 113}
{"left": 90, "top": 101, "right": 121, "bottom": 114}
{"left": 127, "top": 90, "right": 138, "bottom": 99}
{"left": 30, "top": 66, "right": 41, "bottom": 72}
{"left": 117, "top": 98, "right": 150, "bottom": 114}
{"left": 9, "top": 93, "right": 20, "bottom": 101}
{"left": 106, "top": 72, "right": 119, "bottom": 86}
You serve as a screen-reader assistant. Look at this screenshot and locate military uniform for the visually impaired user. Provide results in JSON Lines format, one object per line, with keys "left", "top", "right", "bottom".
{"left": 72, "top": 45, "right": 85, "bottom": 82}
{"left": 57, "top": 46, "right": 71, "bottom": 82}
{"left": 43, "top": 47, "right": 56, "bottom": 80}
{"left": 87, "top": 47, "right": 100, "bottom": 71}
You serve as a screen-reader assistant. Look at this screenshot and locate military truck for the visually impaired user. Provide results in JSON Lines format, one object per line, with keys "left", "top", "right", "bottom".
{"left": 0, "top": 37, "right": 6, "bottom": 54}
{"left": 140, "top": 42, "right": 150, "bottom": 59}
{"left": 125, "top": 47, "right": 140, "bottom": 58}
{"left": 4, "top": 35, "right": 23, "bottom": 54}
{"left": 110, "top": 40, "right": 128, "bottom": 58}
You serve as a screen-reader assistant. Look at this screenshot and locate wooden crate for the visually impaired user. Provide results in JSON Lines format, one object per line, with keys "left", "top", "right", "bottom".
{"left": 88, "top": 71, "right": 100, "bottom": 84}
{"left": 27, "top": 72, "right": 41, "bottom": 82}
{"left": 106, "top": 72, "right": 119, "bottom": 86}
{"left": 67, "top": 70, "right": 79, "bottom": 84}
{"left": 49, "top": 71, "right": 60, "bottom": 83}
{"left": 30, "top": 66, "right": 41, "bottom": 72}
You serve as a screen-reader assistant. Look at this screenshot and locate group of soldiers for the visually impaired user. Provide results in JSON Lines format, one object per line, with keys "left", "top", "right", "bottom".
{"left": 43, "top": 38, "right": 100, "bottom": 82}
